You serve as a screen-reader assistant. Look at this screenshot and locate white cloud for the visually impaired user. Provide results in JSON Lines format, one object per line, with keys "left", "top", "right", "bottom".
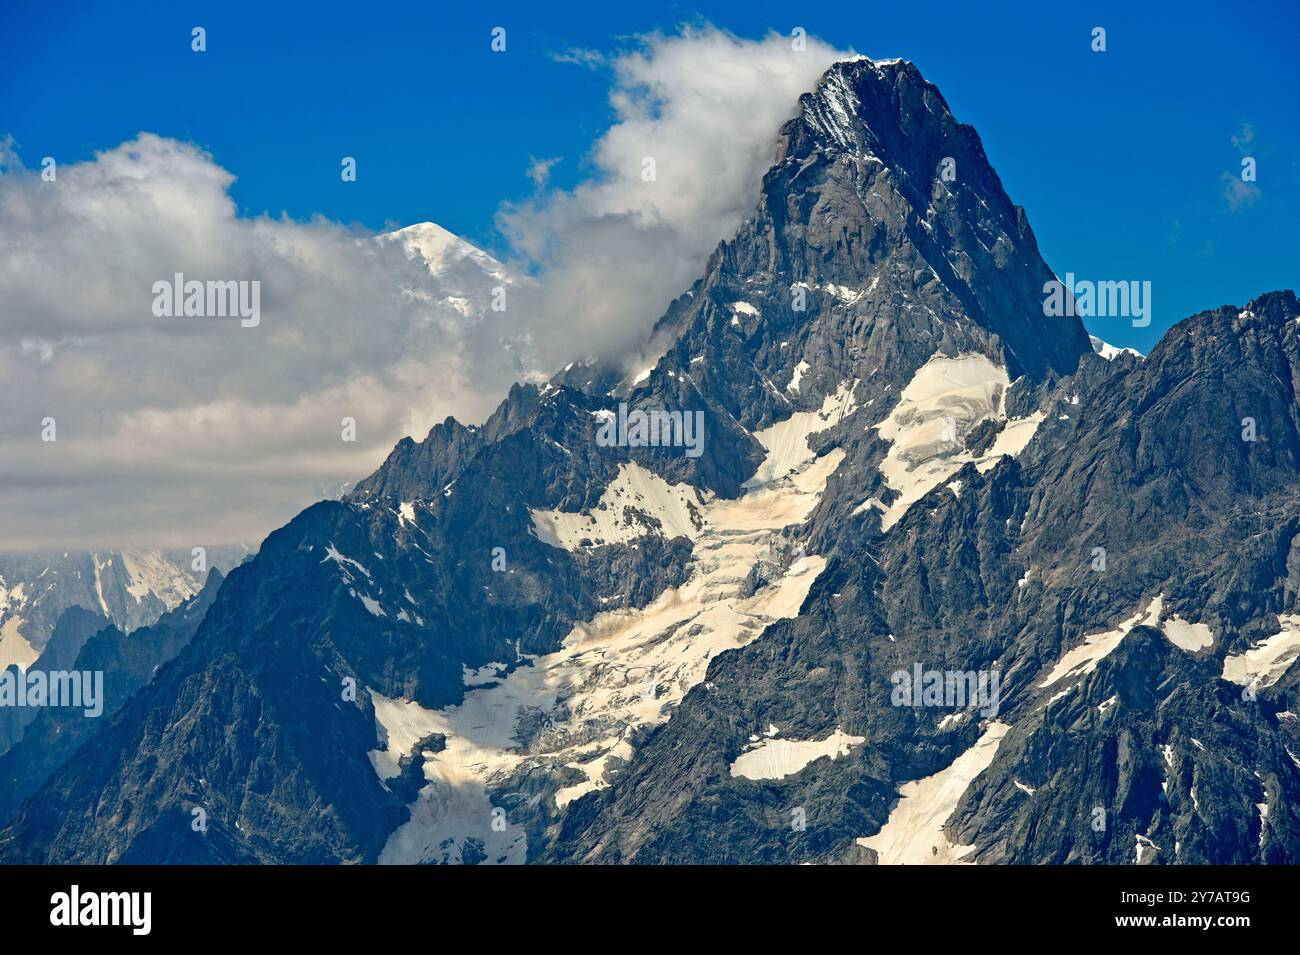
{"left": 1231, "top": 121, "right": 1256, "bottom": 153}
{"left": 1222, "top": 172, "right": 1261, "bottom": 212}
{"left": 0, "top": 136, "right": 533, "bottom": 549}
{"left": 0, "top": 26, "right": 850, "bottom": 551}
{"left": 497, "top": 26, "right": 850, "bottom": 370}
{"left": 1223, "top": 120, "right": 1261, "bottom": 212}
{"left": 526, "top": 155, "right": 563, "bottom": 189}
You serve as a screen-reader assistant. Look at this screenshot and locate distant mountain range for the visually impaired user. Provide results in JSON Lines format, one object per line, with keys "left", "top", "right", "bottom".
{"left": 0, "top": 547, "right": 250, "bottom": 670}
{"left": 3, "top": 56, "right": 1296, "bottom": 865}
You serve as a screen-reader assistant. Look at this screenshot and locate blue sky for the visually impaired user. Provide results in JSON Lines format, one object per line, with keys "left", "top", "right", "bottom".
{"left": 2, "top": 0, "right": 1296, "bottom": 353}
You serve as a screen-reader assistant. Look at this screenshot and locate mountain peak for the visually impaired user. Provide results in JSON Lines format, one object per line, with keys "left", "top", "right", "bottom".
{"left": 757, "top": 57, "right": 1092, "bottom": 381}
{"left": 796, "top": 56, "right": 928, "bottom": 151}
{"left": 1089, "top": 334, "right": 1143, "bottom": 361}
{"left": 378, "top": 220, "right": 507, "bottom": 282}
{"left": 1243, "top": 288, "right": 1300, "bottom": 322}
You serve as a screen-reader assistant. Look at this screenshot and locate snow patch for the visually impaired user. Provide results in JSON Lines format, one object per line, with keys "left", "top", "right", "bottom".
{"left": 530, "top": 464, "right": 706, "bottom": 550}
{"left": 91, "top": 553, "right": 110, "bottom": 616}
{"left": 1222, "top": 614, "right": 1300, "bottom": 689}
{"left": 744, "top": 380, "right": 858, "bottom": 488}
{"left": 857, "top": 721, "right": 1010, "bottom": 864}
{"left": 463, "top": 662, "right": 507, "bottom": 687}
{"left": 823, "top": 283, "right": 862, "bottom": 303}
{"left": 852, "top": 496, "right": 888, "bottom": 517}
{"left": 872, "top": 354, "right": 1044, "bottom": 530}
{"left": 786, "top": 360, "right": 810, "bottom": 393}
{"left": 729, "top": 728, "right": 864, "bottom": 781}
{"left": 937, "top": 712, "right": 968, "bottom": 731}
{"left": 367, "top": 691, "right": 442, "bottom": 783}
{"left": 1038, "top": 596, "right": 1164, "bottom": 689}
{"left": 1135, "top": 833, "right": 1160, "bottom": 864}
{"left": 321, "top": 543, "right": 372, "bottom": 580}
{"left": 0, "top": 617, "right": 38, "bottom": 672}
{"left": 1162, "top": 615, "right": 1214, "bottom": 652}
{"left": 357, "top": 593, "right": 385, "bottom": 618}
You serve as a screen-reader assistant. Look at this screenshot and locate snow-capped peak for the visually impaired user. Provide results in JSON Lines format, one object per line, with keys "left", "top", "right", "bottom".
{"left": 803, "top": 65, "right": 864, "bottom": 149}
{"left": 379, "top": 221, "right": 509, "bottom": 283}
{"left": 1089, "top": 335, "right": 1143, "bottom": 361}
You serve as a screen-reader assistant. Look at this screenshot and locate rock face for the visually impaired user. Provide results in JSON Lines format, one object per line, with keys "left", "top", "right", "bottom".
{"left": 0, "top": 571, "right": 224, "bottom": 826}
{"left": 2, "top": 59, "right": 1298, "bottom": 865}
{"left": 546, "top": 288, "right": 1300, "bottom": 865}
{"left": 0, "top": 605, "right": 107, "bottom": 757}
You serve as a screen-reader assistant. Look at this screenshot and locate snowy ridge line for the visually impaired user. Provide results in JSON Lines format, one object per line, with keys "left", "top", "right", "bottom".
{"left": 371, "top": 383, "right": 858, "bottom": 864}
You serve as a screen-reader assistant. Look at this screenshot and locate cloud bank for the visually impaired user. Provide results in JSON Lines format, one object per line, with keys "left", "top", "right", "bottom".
{"left": 500, "top": 27, "right": 849, "bottom": 370}
{"left": 0, "top": 136, "right": 531, "bottom": 550}
{"left": 0, "top": 26, "right": 848, "bottom": 550}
